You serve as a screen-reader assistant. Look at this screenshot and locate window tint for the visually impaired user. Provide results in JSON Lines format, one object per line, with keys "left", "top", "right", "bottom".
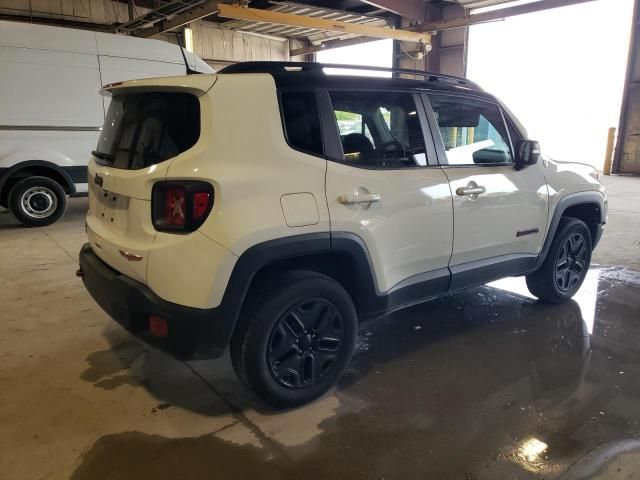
{"left": 281, "top": 91, "right": 324, "bottom": 156}
{"left": 329, "top": 91, "right": 428, "bottom": 168}
{"left": 95, "top": 92, "right": 200, "bottom": 170}
{"left": 428, "top": 95, "right": 513, "bottom": 165}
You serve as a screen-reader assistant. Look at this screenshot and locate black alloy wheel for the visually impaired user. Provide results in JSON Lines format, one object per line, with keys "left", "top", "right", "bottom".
{"left": 268, "top": 298, "right": 344, "bottom": 389}
{"left": 526, "top": 217, "right": 592, "bottom": 303}
{"left": 555, "top": 232, "right": 588, "bottom": 292}
{"left": 230, "top": 270, "right": 357, "bottom": 408}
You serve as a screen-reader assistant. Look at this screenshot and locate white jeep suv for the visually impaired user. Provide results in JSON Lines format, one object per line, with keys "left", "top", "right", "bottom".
{"left": 79, "top": 62, "right": 606, "bottom": 407}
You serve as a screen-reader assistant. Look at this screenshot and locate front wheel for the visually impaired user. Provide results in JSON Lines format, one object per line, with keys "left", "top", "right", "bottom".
{"left": 230, "top": 270, "right": 357, "bottom": 408}
{"left": 8, "top": 176, "right": 67, "bottom": 227}
{"left": 526, "top": 218, "right": 592, "bottom": 303}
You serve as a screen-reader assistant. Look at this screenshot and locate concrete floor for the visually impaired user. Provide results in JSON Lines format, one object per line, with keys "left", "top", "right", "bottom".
{"left": 1, "top": 175, "right": 639, "bottom": 480}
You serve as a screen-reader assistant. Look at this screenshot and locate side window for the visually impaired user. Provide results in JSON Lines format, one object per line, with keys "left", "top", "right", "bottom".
{"left": 280, "top": 91, "right": 324, "bottom": 156}
{"left": 428, "top": 95, "right": 513, "bottom": 165}
{"left": 334, "top": 111, "right": 374, "bottom": 144}
{"left": 329, "top": 91, "right": 428, "bottom": 168}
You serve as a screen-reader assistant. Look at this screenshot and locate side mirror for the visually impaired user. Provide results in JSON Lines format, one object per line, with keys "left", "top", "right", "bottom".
{"left": 514, "top": 140, "right": 541, "bottom": 170}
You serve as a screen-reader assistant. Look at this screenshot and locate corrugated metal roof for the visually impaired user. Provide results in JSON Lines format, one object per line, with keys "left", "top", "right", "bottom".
{"left": 220, "top": 2, "right": 391, "bottom": 43}
{"left": 117, "top": 0, "right": 206, "bottom": 33}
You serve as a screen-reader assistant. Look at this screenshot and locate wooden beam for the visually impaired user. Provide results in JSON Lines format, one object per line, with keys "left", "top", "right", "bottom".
{"left": 291, "top": 0, "right": 596, "bottom": 56}
{"left": 217, "top": 4, "right": 430, "bottom": 43}
{"left": 134, "top": 0, "right": 218, "bottom": 38}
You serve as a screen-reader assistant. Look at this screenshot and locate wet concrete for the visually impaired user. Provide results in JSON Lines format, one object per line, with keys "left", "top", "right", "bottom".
{"left": 1, "top": 179, "right": 640, "bottom": 479}
{"left": 57, "top": 268, "right": 640, "bottom": 480}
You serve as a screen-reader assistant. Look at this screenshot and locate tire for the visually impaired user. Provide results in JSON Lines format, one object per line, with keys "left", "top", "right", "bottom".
{"left": 230, "top": 270, "right": 358, "bottom": 408}
{"left": 526, "top": 217, "right": 592, "bottom": 303}
{"left": 8, "top": 176, "right": 67, "bottom": 227}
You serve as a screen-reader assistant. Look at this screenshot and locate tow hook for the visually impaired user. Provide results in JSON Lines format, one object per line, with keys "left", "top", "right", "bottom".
{"left": 76, "top": 268, "right": 84, "bottom": 278}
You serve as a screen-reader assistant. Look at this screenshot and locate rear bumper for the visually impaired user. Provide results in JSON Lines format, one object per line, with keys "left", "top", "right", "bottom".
{"left": 79, "top": 243, "right": 231, "bottom": 359}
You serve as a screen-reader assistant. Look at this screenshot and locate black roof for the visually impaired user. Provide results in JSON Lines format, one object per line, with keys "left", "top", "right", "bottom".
{"left": 220, "top": 61, "right": 494, "bottom": 99}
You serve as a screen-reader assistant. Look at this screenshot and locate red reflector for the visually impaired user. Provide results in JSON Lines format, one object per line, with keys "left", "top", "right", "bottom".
{"left": 164, "top": 188, "right": 185, "bottom": 227}
{"left": 193, "top": 192, "right": 210, "bottom": 219}
{"left": 149, "top": 315, "right": 168, "bottom": 337}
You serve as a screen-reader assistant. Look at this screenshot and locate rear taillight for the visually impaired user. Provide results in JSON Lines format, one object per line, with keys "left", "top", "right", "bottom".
{"left": 152, "top": 181, "right": 214, "bottom": 233}
{"left": 164, "top": 188, "right": 186, "bottom": 227}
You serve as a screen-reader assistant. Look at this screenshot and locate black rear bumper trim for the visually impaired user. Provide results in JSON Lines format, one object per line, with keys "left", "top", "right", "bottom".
{"left": 79, "top": 244, "right": 229, "bottom": 359}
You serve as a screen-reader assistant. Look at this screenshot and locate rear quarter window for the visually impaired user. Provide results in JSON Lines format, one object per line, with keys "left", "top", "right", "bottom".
{"left": 280, "top": 91, "right": 324, "bottom": 157}
{"left": 95, "top": 92, "right": 200, "bottom": 170}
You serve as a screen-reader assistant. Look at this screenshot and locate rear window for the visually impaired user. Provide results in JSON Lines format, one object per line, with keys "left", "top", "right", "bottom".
{"left": 94, "top": 92, "right": 200, "bottom": 170}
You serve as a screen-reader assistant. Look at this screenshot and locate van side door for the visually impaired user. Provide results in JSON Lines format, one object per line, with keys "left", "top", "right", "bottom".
{"left": 423, "top": 93, "right": 548, "bottom": 289}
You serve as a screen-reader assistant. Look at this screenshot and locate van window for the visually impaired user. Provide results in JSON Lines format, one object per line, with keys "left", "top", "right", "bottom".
{"left": 329, "top": 91, "right": 428, "bottom": 168}
{"left": 94, "top": 92, "right": 200, "bottom": 170}
{"left": 428, "top": 95, "right": 512, "bottom": 165}
{"left": 280, "top": 92, "right": 324, "bottom": 156}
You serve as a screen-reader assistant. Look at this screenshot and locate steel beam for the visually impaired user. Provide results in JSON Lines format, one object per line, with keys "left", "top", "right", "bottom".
{"left": 134, "top": 0, "right": 219, "bottom": 37}
{"left": 291, "top": 0, "right": 596, "bottom": 56}
{"left": 359, "top": 0, "right": 425, "bottom": 22}
{"left": 0, "top": 14, "right": 113, "bottom": 32}
{"left": 217, "top": 4, "right": 430, "bottom": 43}
{"left": 291, "top": 36, "right": 377, "bottom": 57}
{"left": 411, "top": 0, "right": 597, "bottom": 32}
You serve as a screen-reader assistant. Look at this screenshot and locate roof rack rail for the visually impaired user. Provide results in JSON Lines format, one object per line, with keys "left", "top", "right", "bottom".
{"left": 219, "top": 61, "right": 482, "bottom": 90}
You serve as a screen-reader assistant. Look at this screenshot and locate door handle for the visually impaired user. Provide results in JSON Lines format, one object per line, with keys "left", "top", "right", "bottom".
{"left": 339, "top": 192, "right": 381, "bottom": 204}
{"left": 456, "top": 185, "right": 486, "bottom": 196}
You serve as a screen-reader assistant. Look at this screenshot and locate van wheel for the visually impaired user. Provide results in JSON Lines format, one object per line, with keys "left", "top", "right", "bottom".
{"left": 8, "top": 176, "right": 67, "bottom": 227}
{"left": 526, "top": 218, "right": 592, "bottom": 303}
{"left": 230, "top": 270, "right": 357, "bottom": 408}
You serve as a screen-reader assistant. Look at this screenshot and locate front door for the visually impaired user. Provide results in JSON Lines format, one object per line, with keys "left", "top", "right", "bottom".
{"left": 324, "top": 90, "right": 453, "bottom": 296}
{"left": 424, "top": 93, "right": 548, "bottom": 286}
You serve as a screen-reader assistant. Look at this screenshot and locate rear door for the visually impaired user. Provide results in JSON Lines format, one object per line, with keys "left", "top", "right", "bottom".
{"left": 324, "top": 89, "right": 453, "bottom": 297}
{"left": 87, "top": 90, "right": 201, "bottom": 283}
{"left": 423, "top": 93, "right": 548, "bottom": 287}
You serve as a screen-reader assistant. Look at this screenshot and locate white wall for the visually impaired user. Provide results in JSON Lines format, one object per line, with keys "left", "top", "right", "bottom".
{"left": 191, "top": 20, "right": 289, "bottom": 70}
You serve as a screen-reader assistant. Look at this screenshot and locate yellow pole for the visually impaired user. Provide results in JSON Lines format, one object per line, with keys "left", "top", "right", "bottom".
{"left": 467, "top": 127, "right": 475, "bottom": 145}
{"left": 451, "top": 127, "right": 458, "bottom": 148}
{"left": 603, "top": 127, "right": 616, "bottom": 175}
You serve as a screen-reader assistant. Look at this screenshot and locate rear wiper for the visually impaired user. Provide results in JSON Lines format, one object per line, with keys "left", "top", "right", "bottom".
{"left": 92, "top": 150, "right": 113, "bottom": 161}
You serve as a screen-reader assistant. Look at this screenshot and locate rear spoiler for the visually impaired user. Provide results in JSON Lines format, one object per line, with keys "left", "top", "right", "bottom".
{"left": 100, "top": 74, "right": 217, "bottom": 97}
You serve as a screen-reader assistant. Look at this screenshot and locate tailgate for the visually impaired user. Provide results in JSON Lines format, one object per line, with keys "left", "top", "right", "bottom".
{"left": 87, "top": 160, "right": 168, "bottom": 283}
{"left": 86, "top": 89, "right": 202, "bottom": 283}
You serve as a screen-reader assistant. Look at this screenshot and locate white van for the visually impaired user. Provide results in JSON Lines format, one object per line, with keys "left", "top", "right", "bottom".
{"left": 0, "top": 21, "right": 213, "bottom": 226}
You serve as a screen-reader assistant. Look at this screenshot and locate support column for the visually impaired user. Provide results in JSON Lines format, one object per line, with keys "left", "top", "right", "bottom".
{"left": 394, "top": 3, "right": 468, "bottom": 77}
{"left": 613, "top": 0, "right": 640, "bottom": 174}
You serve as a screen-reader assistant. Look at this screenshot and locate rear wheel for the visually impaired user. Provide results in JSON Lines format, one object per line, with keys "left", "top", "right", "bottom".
{"left": 526, "top": 218, "right": 592, "bottom": 303}
{"left": 230, "top": 270, "right": 357, "bottom": 408}
{"left": 8, "top": 176, "right": 67, "bottom": 227}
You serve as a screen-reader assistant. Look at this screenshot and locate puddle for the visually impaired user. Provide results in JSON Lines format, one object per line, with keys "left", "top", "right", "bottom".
{"left": 71, "top": 431, "right": 299, "bottom": 480}
{"left": 598, "top": 266, "right": 640, "bottom": 286}
{"left": 80, "top": 341, "right": 144, "bottom": 390}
